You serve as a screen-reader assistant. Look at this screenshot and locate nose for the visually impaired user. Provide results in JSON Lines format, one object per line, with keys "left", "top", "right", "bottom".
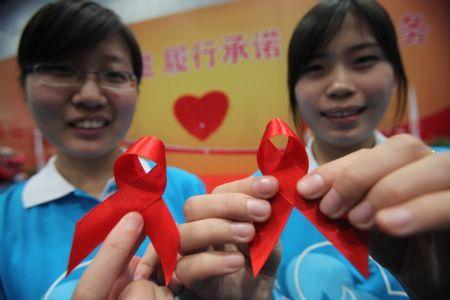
{"left": 325, "top": 65, "right": 356, "bottom": 100}
{"left": 71, "top": 74, "right": 107, "bottom": 109}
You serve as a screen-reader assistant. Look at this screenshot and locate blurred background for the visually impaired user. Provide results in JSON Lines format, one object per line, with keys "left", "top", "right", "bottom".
{"left": 0, "top": 0, "right": 449, "bottom": 190}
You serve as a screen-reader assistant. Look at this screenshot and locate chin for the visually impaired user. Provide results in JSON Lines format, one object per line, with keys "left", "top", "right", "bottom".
{"left": 324, "top": 130, "right": 373, "bottom": 148}
{"left": 60, "top": 140, "right": 119, "bottom": 159}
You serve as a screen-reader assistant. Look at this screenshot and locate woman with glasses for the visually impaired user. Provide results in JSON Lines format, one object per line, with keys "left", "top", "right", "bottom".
{"left": 0, "top": 1, "right": 281, "bottom": 299}
{"left": 0, "top": 1, "right": 207, "bottom": 299}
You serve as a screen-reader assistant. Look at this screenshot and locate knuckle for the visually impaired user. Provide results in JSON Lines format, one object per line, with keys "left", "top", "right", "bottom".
{"left": 435, "top": 152, "right": 450, "bottom": 185}
{"left": 212, "top": 185, "right": 224, "bottom": 194}
{"left": 437, "top": 152, "right": 450, "bottom": 167}
{"left": 333, "top": 167, "right": 369, "bottom": 206}
{"left": 183, "top": 195, "right": 200, "bottom": 217}
{"left": 339, "top": 167, "right": 367, "bottom": 192}
{"left": 391, "top": 134, "right": 429, "bottom": 158}
{"left": 372, "top": 180, "right": 403, "bottom": 208}
{"left": 103, "top": 238, "right": 129, "bottom": 253}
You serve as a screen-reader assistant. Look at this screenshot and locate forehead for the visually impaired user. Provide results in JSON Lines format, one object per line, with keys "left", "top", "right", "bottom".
{"left": 67, "top": 33, "right": 133, "bottom": 67}
{"left": 324, "top": 13, "right": 377, "bottom": 51}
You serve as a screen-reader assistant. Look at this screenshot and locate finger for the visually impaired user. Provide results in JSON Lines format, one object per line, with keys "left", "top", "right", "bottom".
{"left": 134, "top": 244, "right": 158, "bottom": 281}
{"left": 184, "top": 193, "right": 271, "bottom": 223}
{"left": 319, "top": 134, "right": 431, "bottom": 219}
{"left": 108, "top": 256, "right": 142, "bottom": 299}
{"left": 120, "top": 280, "right": 174, "bottom": 300}
{"left": 153, "top": 285, "right": 174, "bottom": 300}
{"left": 348, "top": 152, "right": 450, "bottom": 229}
{"left": 175, "top": 251, "right": 245, "bottom": 288}
{"left": 213, "top": 175, "right": 279, "bottom": 198}
{"left": 375, "top": 190, "right": 450, "bottom": 236}
{"left": 297, "top": 148, "right": 369, "bottom": 199}
{"left": 179, "top": 219, "right": 254, "bottom": 254}
{"left": 135, "top": 243, "right": 185, "bottom": 295}
{"left": 74, "top": 212, "right": 144, "bottom": 300}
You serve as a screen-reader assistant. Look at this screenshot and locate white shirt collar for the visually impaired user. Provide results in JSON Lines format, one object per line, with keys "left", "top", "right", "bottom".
{"left": 22, "top": 155, "right": 151, "bottom": 209}
{"left": 306, "top": 131, "right": 386, "bottom": 173}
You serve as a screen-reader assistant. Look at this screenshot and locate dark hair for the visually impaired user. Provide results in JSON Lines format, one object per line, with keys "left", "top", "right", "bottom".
{"left": 288, "top": 0, "right": 407, "bottom": 129}
{"left": 18, "top": 0, "right": 142, "bottom": 85}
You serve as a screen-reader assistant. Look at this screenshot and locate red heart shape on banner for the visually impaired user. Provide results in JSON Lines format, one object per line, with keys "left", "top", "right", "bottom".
{"left": 174, "top": 91, "right": 228, "bottom": 140}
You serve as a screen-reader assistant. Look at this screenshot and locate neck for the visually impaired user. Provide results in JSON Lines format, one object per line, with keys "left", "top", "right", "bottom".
{"left": 312, "top": 133, "right": 376, "bottom": 165}
{"left": 55, "top": 148, "right": 121, "bottom": 198}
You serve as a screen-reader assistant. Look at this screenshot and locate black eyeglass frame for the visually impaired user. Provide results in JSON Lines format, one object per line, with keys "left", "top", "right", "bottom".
{"left": 24, "top": 63, "right": 138, "bottom": 90}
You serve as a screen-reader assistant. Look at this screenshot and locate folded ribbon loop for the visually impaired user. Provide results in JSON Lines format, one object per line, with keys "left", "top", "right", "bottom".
{"left": 250, "top": 118, "right": 369, "bottom": 278}
{"left": 67, "top": 137, "right": 179, "bottom": 285}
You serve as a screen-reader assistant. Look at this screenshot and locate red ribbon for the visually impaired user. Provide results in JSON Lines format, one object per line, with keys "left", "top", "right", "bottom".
{"left": 67, "top": 137, "right": 179, "bottom": 285}
{"left": 249, "top": 118, "right": 369, "bottom": 277}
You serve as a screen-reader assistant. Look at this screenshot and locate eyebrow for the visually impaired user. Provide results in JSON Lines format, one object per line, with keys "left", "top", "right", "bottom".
{"left": 348, "top": 42, "right": 380, "bottom": 52}
{"left": 310, "top": 42, "right": 381, "bottom": 59}
{"left": 101, "top": 54, "right": 129, "bottom": 64}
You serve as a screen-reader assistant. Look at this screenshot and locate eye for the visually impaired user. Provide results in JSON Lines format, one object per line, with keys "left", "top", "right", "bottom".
{"left": 303, "top": 63, "right": 326, "bottom": 76}
{"left": 37, "top": 64, "right": 77, "bottom": 77}
{"left": 102, "top": 70, "right": 129, "bottom": 83}
{"left": 353, "top": 55, "right": 380, "bottom": 69}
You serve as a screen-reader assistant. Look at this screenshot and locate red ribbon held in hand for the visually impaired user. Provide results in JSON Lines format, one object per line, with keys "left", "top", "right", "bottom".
{"left": 67, "top": 137, "right": 179, "bottom": 285}
{"left": 249, "top": 118, "right": 369, "bottom": 277}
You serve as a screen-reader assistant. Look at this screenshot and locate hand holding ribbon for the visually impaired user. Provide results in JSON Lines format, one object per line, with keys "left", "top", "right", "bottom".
{"left": 249, "top": 118, "right": 369, "bottom": 277}
{"left": 67, "top": 137, "right": 179, "bottom": 285}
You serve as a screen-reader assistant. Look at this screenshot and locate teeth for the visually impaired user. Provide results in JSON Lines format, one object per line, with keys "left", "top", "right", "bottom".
{"left": 73, "top": 120, "right": 106, "bottom": 129}
{"left": 325, "top": 108, "right": 363, "bottom": 118}
{"left": 327, "top": 111, "right": 356, "bottom": 118}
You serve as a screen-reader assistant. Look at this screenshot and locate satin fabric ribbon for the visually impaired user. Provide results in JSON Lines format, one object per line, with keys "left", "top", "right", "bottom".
{"left": 250, "top": 118, "right": 369, "bottom": 277}
{"left": 67, "top": 137, "right": 179, "bottom": 285}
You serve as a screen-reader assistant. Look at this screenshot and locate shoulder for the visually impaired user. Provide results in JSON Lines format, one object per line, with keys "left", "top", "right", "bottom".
{"left": 0, "top": 180, "right": 27, "bottom": 210}
{"left": 0, "top": 181, "right": 27, "bottom": 246}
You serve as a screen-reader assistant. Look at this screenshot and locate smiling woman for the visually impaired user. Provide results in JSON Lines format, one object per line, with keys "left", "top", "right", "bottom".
{"left": 294, "top": 13, "right": 396, "bottom": 146}
{"left": 0, "top": 1, "right": 205, "bottom": 299}
{"left": 288, "top": 1, "right": 407, "bottom": 166}
{"left": 24, "top": 34, "right": 137, "bottom": 164}
{"left": 272, "top": 0, "right": 448, "bottom": 299}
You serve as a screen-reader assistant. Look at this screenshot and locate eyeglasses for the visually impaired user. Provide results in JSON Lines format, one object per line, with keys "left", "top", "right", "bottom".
{"left": 25, "top": 63, "right": 138, "bottom": 90}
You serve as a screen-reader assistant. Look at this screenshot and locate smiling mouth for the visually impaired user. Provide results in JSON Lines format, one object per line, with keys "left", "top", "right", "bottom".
{"left": 69, "top": 120, "right": 110, "bottom": 129}
{"left": 321, "top": 106, "right": 367, "bottom": 119}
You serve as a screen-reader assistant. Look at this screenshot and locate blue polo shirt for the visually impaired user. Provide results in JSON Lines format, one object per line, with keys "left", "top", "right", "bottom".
{"left": 0, "top": 156, "right": 205, "bottom": 300}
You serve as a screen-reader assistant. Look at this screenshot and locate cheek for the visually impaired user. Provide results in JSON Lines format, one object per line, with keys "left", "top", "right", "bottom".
{"left": 364, "top": 65, "right": 395, "bottom": 107}
{"left": 112, "top": 92, "right": 137, "bottom": 123}
{"left": 294, "top": 80, "right": 321, "bottom": 119}
{"left": 25, "top": 82, "right": 63, "bottom": 121}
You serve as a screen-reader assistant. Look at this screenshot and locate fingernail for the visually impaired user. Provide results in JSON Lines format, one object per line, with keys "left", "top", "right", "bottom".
{"left": 251, "top": 176, "right": 276, "bottom": 195}
{"left": 121, "top": 212, "right": 142, "bottom": 232}
{"left": 377, "top": 208, "right": 413, "bottom": 234}
{"left": 247, "top": 199, "right": 271, "bottom": 217}
{"left": 320, "top": 188, "right": 343, "bottom": 218}
{"left": 297, "top": 174, "right": 325, "bottom": 198}
{"left": 224, "top": 254, "right": 244, "bottom": 270}
{"left": 231, "top": 223, "right": 254, "bottom": 238}
{"left": 349, "top": 201, "right": 374, "bottom": 227}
